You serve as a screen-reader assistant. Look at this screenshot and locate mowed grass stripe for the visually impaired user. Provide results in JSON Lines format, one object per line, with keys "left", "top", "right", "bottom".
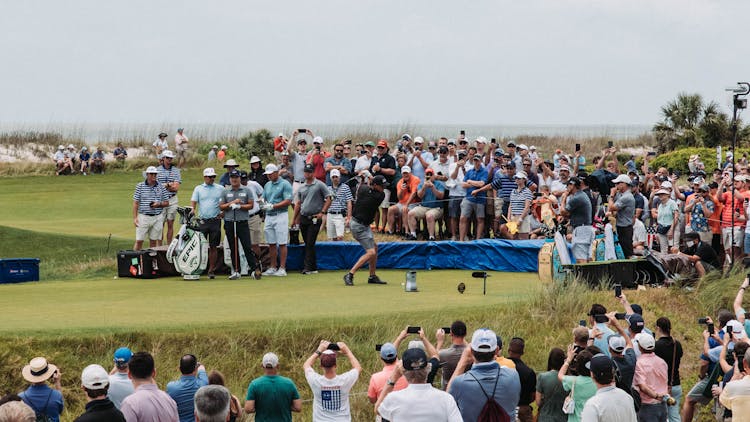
{"left": 0, "top": 270, "right": 540, "bottom": 334}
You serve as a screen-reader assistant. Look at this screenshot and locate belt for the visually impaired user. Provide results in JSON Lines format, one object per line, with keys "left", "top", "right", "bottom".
{"left": 294, "top": 179, "right": 305, "bottom": 183}
{"left": 327, "top": 210, "right": 344, "bottom": 215}
{"left": 140, "top": 213, "right": 161, "bottom": 216}
{"left": 248, "top": 211, "right": 260, "bottom": 218}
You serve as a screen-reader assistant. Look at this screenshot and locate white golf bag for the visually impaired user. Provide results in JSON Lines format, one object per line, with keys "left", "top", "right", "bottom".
{"left": 167, "top": 207, "right": 208, "bottom": 280}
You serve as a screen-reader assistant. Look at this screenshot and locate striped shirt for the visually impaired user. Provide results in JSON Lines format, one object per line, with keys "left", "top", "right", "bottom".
{"left": 491, "top": 173, "right": 517, "bottom": 200}
{"left": 328, "top": 183, "right": 353, "bottom": 213}
{"left": 133, "top": 181, "right": 169, "bottom": 215}
{"left": 510, "top": 187, "right": 533, "bottom": 215}
{"left": 156, "top": 164, "right": 182, "bottom": 198}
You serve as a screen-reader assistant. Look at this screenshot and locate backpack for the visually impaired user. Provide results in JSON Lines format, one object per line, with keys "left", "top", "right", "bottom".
{"left": 613, "top": 359, "right": 641, "bottom": 412}
{"left": 468, "top": 367, "right": 511, "bottom": 422}
{"left": 22, "top": 390, "right": 53, "bottom": 422}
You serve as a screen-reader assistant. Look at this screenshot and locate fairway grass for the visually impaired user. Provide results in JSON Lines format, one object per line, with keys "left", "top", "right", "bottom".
{"left": 0, "top": 270, "right": 539, "bottom": 335}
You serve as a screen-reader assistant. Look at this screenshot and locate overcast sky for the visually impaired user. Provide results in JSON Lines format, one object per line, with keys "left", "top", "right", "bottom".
{"left": 2, "top": 0, "right": 748, "bottom": 126}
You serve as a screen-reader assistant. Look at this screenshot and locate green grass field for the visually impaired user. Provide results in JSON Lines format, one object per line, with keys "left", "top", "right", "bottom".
{"left": 0, "top": 171, "right": 736, "bottom": 421}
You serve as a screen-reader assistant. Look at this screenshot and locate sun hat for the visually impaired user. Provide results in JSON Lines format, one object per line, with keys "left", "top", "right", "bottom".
{"left": 249, "top": 156, "right": 261, "bottom": 164}
{"left": 22, "top": 357, "right": 58, "bottom": 383}
{"left": 262, "top": 352, "right": 279, "bottom": 368}
{"left": 202, "top": 168, "right": 217, "bottom": 177}
{"left": 264, "top": 164, "right": 279, "bottom": 174}
{"left": 146, "top": 166, "right": 159, "bottom": 174}
{"left": 220, "top": 145, "right": 227, "bottom": 150}
{"left": 158, "top": 132, "right": 168, "bottom": 138}
{"left": 58, "top": 145, "right": 64, "bottom": 150}
{"left": 162, "top": 150, "right": 175, "bottom": 159}
{"left": 81, "top": 364, "right": 109, "bottom": 389}
{"left": 224, "top": 159, "right": 238, "bottom": 167}
{"left": 660, "top": 181, "right": 672, "bottom": 189}
{"left": 470, "top": 328, "right": 498, "bottom": 352}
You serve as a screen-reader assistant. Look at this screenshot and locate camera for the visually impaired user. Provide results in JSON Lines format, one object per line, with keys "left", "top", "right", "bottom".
{"left": 698, "top": 317, "right": 709, "bottom": 324}
{"left": 327, "top": 343, "right": 340, "bottom": 351}
{"left": 407, "top": 326, "right": 421, "bottom": 334}
{"left": 579, "top": 320, "right": 586, "bottom": 327}
{"left": 442, "top": 327, "right": 451, "bottom": 334}
{"left": 614, "top": 313, "right": 627, "bottom": 320}
{"left": 375, "top": 344, "right": 382, "bottom": 352}
{"left": 425, "top": 174, "right": 431, "bottom": 180}
{"left": 298, "top": 128, "right": 307, "bottom": 133}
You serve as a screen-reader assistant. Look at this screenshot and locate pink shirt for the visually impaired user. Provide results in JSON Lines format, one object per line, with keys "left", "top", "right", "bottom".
{"left": 633, "top": 352, "right": 668, "bottom": 404}
{"left": 367, "top": 364, "right": 408, "bottom": 401}
{"left": 120, "top": 383, "right": 179, "bottom": 422}
{"left": 175, "top": 134, "right": 188, "bottom": 146}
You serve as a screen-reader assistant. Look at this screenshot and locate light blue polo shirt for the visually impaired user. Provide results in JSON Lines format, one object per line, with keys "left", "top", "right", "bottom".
{"left": 263, "top": 178, "right": 293, "bottom": 215}
{"left": 191, "top": 183, "right": 225, "bottom": 219}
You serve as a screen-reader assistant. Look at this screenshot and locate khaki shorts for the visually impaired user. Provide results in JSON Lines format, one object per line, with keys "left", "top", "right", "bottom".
{"left": 165, "top": 195, "right": 179, "bottom": 221}
{"left": 510, "top": 214, "right": 532, "bottom": 233}
{"left": 723, "top": 226, "right": 744, "bottom": 249}
{"left": 410, "top": 205, "right": 443, "bottom": 221}
{"left": 380, "top": 189, "right": 391, "bottom": 208}
{"left": 494, "top": 197, "right": 505, "bottom": 219}
{"left": 249, "top": 214, "right": 263, "bottom": 245}
{"left": 135, "top": 213, "right": 165, "bottom": 241}
{"left": 327, "top": 213, "right": 346, "bottom": 239}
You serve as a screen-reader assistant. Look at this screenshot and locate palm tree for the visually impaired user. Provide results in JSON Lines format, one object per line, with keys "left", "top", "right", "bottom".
{"left": 652, "top": 93, "right": 729, "bottom": 151}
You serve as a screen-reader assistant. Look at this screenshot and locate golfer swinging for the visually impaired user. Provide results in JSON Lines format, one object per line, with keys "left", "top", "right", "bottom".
{"left": 219, "top": 169, "right": 261, "bottom": 280}
{"left": 343, "top": 175, "right": 388, "bottom": 286}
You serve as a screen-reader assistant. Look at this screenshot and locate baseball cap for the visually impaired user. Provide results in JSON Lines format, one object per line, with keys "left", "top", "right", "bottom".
{"left": 447, "top": 139, "right": 456, "bottom": 145}
{"left": 224, "top": 159, "right": 238, "bottom": 167}
{"left": 264, "top": 164, "right": 279, "bottom": 174}
{"left": 514, "top": 171, "right": 528, "bottom": 180}
{"left": 692, "top": 177, "right": 705, "bottom": 185}
{"left": 660, "top": 181, "right": 673, "bottom": 189}
{"left": 239, "top": 170, "right": 248, "bottom": 180}
{"left": 425, "top": 168, "right": 435, "bottom": 175}
{"left": 81, "top": 364, "right": 110, "bottom": 389}
{"left": 402, "top": 134, "right": 412, "bottom": 141}
{"left": 330, "top": 169, "right": 341, "bottom": 178}
{"left": 472, "top": 154, "right": 482, "bottom": 161}
{"left": 203, "top": 167, "right": 217, "bottom": 177}
{"left": 586, "top": 353, "right": 615, "bottom": 378}
{"left": 635, "top": 333, "right": 655, "bottom": 351}
{"left": 313, "top": 136, "right": 323, "bottom": 144}
{"left": 372, "top": 175, "right": 389, "bottom": 187}
{"left": 58, "top": 145, "right": 64, "bottom": 150}
{"left": 407, "top": 340, "right": 425, "bottom": 350}
{"left": 475, "top": 136, "right": 487, "bottom": 144}
{"left": 438, "top": 146, "right": 448, "bottom": 154}
{"left": 567, "top": 176, "right": 581, "bottom": 187}
{"left": 517, "top": 144, "right": 528, "bottom": 150}
{"left": 613, "top": 174, "right": 631, "bottom": 185}
{"left": 414, "top": 136, "right": 424, "bottom": 144}
{"left": 630, "top": 304, "right": 643, "bottom": 315}
{"left": 727, "top": 320, "right": 746, "bottom": 339}
{"left": 221, "top": 145, "right": 227, "bottom": 150}
{"left": 229, "top": 169, "right": 241, "bottom": 178}
{"left": 529, "top": 145, "right": 537, "bottom": 150}
{"left": 146, "top": 166, "right": 159, "bottom": 174}
{"left": 364, "top": 141, "right": 375, "bottom": 147}
{"left": 402, "top": 348, "right": 428, "bottom": 370}
{"left": 262, "top": 352, "right": 279, "bottom": 368}
{"left": 249, "top": 156, "right": 261, "bottom": 164}
{"left": 558, "top": 165, "right": 571, "bottom": 172}
{"left": 507, "top": 141, "right": 516, "bottom": 148}
{"left": 212, "top": 145, "right": 218, "bottom": 149}
{"left": 162, "top": 150, "right": 175, "bottom": 159}
{"left": 377, "top": 140, "right": 388, "bottom": 148}
{"left": 379, "top": 343, "right": 397, "bottom": 360}
{"left": 401, "top": 165, "right": 411, "bottom": 174}
{"left": 320, "top": 350, "right": 337, "bottom": 368}
{"left": 297, "top": 138, "right": 307, "bottom": 144}
{"left": 494, "top": 149, "right": 503, "bottom": 157}
{"left": 304, "top": 163, "right": 314, "bottom": 173}
{"left": 470, "top": 328, "right": 498, "bottom": 352}
{"left": 627, "top": 314, "right": 645, "bottom": 332}
{"left": 114, "top": 347, "right": 132, "bottom": 364}
{"left": 607, "top": 335, "right": 626, "bottom": 353}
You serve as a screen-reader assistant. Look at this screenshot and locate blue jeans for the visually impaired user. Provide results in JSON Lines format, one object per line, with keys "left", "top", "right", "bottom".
{"left": 667, "top": 385, "right": 682, "bottom": 422}
{"left": 744, "top": 232, "right": 750, "bottom": 256}
{"left": 638, "top": 402, "right": 666, "bottom": 422}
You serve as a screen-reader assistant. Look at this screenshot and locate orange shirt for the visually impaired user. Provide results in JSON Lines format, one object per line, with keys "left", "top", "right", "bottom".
{"left": 367, "top": 364, "right": 408, "bottom": 402}
{"left": 396, "top": 175, "right": 420, "bottom": 205}
{"left": 708, "top": 193, "right": 723, "bottom": 234}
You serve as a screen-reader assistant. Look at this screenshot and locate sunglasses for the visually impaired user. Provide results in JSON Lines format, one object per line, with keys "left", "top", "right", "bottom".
{"left": 334, "top": 149, "right": 344, "bottom": 152}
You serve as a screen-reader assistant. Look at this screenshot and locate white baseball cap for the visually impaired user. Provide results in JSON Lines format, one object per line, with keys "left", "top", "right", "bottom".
{"left": 262, "top": 352, "right": 279, "bottom": 368}
{"left": 401, "top": 165, "right": 412, "bottom": 173}
{"left": 313, "top": 136, "right": 323, "bottom": 144}
{"left": 249, "top": 156, "right": 261, "bottom": 164}
{"left": 470, "top": 328, "right": 498, "bottom": 352}
{"left": 81, "top": 364, "right": 110, "bottom": 389}
{"left": 330, "top": 169, "right": 341, "bottom": 178}
{"left": 162, "top": 150, "right": 175, "bottom": 159}
{"left": 264, "top": 164, "right": 279, "bottom": 174}
{"left": 203, "top": 167, "right": 217, "bottom": 177}
{"left": 612, "top": 174, "right": 632, "bottom": 184}
{"left": 146, "top": 166, "right": 159, "bottom": 174}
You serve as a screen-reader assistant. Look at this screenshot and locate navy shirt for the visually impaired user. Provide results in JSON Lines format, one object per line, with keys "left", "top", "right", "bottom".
{"left": 465, "top": 166, "right": 489, "bottom": 204}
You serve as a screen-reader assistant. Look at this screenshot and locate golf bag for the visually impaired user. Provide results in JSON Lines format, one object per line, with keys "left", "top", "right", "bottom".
{"left": 167, "top": 207, "right": 208, "bottom": 280}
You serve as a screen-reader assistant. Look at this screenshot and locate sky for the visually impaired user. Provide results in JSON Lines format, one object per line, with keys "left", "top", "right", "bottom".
{"left": 2, "top": 0, "right": 749, "bottom": 126}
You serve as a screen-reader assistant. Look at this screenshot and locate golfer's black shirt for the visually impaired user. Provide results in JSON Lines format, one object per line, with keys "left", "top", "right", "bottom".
{"left": 352, "top": 185, "right": 384, "bottom": 225}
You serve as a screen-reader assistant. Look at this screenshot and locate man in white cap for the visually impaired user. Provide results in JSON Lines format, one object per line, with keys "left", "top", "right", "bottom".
{"left": 132, "top": 166, "right": 170, "bottom": 251}
{"left": 406, "top": 136, "right": 433, "bottom": 181}
{"left": 308, "top": 136, "right": 328, "bottom": 183}
{"left": 66, "top": 144, "right": 78, "bottom": 171}
{"left": 156, "top": 150, "right": 182, "bottom": 245}
{"left": 174, "top": 128, "right": 189, "bottom": 167}
{"left": 207, "top": 145, "right": 218, "bottom": 161}
{"left": 448, "top": 328, "right": 521, "bottom": 420}
{"left": 262, "top": 163, "right": 293, "bottom": 277}
{"left": 244, "top": 352, "right": 302, "bottom": 421}
{"left": 608, "top": 174, "right": 636, "bottom": 258}
{"left": 326, "top": 168, "right": 353, "bottom": 241}
{"left": 53, "top": 145, "right": 67, "bottom": 174}
{"left": 75, "top": 364, "right": 126, "bottom": 421}
{"left": 633, "top": 333, "right": 669, "bottom": 421}
{"left": 219, "top": 158, "right": 239, "bottom": 187}
{"left": 528, "top": 145, "right": 538, "bottom": 161}
{"left": 273, "top": 132, "right": 287, "bottom": 161}
{"left": 19, "top": 356, "right": 64, "bottom": 422}
{"left": 190, "top": 168, "right": 225, "bottom": 278}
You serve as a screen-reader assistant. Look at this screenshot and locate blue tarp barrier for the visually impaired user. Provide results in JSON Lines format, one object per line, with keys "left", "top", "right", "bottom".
{"left": 286, "top": 239, "right": 544, "bottom": 272}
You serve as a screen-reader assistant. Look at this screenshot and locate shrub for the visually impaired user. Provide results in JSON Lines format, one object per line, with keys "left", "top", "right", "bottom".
{"left": 237, "top": 129, "right": 274, "bottom": 163}
{"left": 646, "top": 147, "right": 750, "bottom": 173}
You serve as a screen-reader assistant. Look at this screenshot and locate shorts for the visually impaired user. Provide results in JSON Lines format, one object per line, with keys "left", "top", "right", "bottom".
{"left": 494, "top": 197, "right": 505, "bottom": 219}
{"left": 460, "top": 198, "right": 485, "bottom": 218}
{"left": 571, "top": 225, "right": 595, "bottom": 261}
{"left": 198, "top": 219, "right": 221, "bottom": 247}
{"left": 410, "top": 205, "right": 443, "bottom": 221}
{"left": 380, "top": 189, "right": 391, "bottom": 208}
{"left": 448, "top": 196, "right": 463, "bottom": 218}
{"left": 686, "top": 377, "right": 712, "bottom": 405}
{"left": 327, "top": 213, "right": 346, "bottom": 239}
{"left": 249, "top": 214, "right": 263, "bottom": 244}
{"left": 391, "top": 202, "right": 407, "bottom": 213}
{"left": 292, "top": 182, "right": 303, "bottom": 202}
{"left": 135, "top": 213, "right": 165, "bottom": 241}
{"left": 351, "top": 219, "right": 375, "bottom": 250}
{"left": 510, "top": 214, "right": 532, "bottom": 233}
{"left": 164, "top": 195, "right": 179, "bottom": 221}
{"left": 264, "top": 212, "right": 289, "bottom": 245}
{"left": 176, "top": 144, "right": 189, "bottom": 158}
{"left": 722, "top": 226, "right": 743, "bottom": 249}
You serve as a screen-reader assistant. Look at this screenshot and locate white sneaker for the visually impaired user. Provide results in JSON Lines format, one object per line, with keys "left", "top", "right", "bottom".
{"left": 228, "top": 272, "right": 241, "bottom": 280}
{"left": 274, "top": 268, "right": 287, "bottom": 277}
{"left": 262, "top": 267, "right": 278, "bottom": 276}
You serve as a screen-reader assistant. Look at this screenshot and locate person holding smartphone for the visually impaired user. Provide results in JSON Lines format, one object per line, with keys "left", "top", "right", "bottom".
{"left": 19, "top": 357, "right": 64, "bottom": 422}
{"left": 303, "top": 340, "right": 361, "bottom": 421}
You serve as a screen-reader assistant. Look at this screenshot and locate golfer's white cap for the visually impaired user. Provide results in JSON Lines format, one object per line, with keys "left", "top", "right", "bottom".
{"left": 203, "top": 167, "right": 217, "bottom": 177}
{"left": 264, "top": 164, "right": 279, "bottom": 174}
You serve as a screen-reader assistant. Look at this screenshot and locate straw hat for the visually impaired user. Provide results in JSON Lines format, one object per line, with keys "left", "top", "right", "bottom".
{"left": 22, "top": 357, "right": 57, "bottom": 383}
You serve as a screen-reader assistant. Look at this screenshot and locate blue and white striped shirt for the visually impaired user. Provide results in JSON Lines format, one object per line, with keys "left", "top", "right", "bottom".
{"left": 510, "top": 187, "right": 533, "bottom": 215}
{"left": 328, "top": 183, "right": 353, "bottom": 213}
{"left": 156, "top": 164, "right": 181, "bottom": 198}
{"left": 133, "top": 181, "right": 169, "bottom": 215}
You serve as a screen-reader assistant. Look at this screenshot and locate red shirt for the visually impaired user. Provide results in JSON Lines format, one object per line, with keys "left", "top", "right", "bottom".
{"left": 720, "top": 191, "right": 745, "bottom": 228}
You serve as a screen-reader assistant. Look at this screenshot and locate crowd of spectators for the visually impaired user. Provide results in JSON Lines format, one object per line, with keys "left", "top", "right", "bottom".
{"left": 8, "top": 280, "right": 750, "bottom": 422}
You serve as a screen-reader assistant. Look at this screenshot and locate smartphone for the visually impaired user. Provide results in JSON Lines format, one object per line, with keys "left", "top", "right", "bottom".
{"left": 375, "top": 344, "right": 382, "bottom": 352}
{"left": 615, "top": 313, "right": 627, "bottom": 320}
{"left": 614, "top": 284, "right": 622, "bottom": 298}
{"left": 460, "top": 130, "right": 465, "bottom": 136}
{"left": 327, "top": 343, "right": 340, "bottom": 351}
{"left": 298, "top": 128, "right": 307, "bottom": 133}
{"left": 667, "top": 167, "right": 673, "bottom": 175}
{"left": 490, "top": 138, "right": 496, "bottom": 144}
{"left": 698, "top": 317, "right": 709, "bottom": 324}
{"left": 575, "top": 143, "right": 581, "bottom": 152}
{"left": 579, "top": 320, "right": 586, "bottom": 327}
{"left": 442, "top": 327, "right": 451, "bottom": 334}
{"left": 534, "top": 192, "right": 542, "bottom": 198}
{"left": 647, "top": 151, "right": 656, "bottom": 156}
{"left": 407, "top": 326, "right": 421, "bottom": 334}
{"left": 607, "top": 141, "right": 613, "bottom": 148}
{"left": 708, "top": 323, "right": 715, "bottom": 335}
